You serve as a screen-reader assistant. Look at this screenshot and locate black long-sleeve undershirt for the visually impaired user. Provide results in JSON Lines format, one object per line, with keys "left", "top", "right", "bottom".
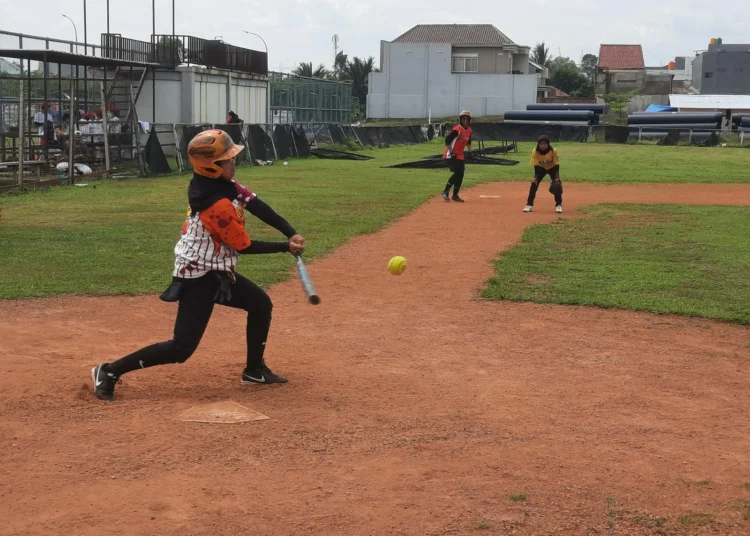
{"left": 245, "top": 197, "right": 297, "bottom": 238}
{"left": 237, "top": 197, "right": 297, "bottom": 255}
{"left": 239, "top": 241, "right": 290, "bottom": 255}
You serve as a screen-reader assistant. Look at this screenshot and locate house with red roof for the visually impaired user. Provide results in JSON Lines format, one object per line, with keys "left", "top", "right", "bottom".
{"left": 595, "top": 44, "right": 647, "bottom": 95}
{"left": 595, "top": 44, "right": 674, "bottom": 112}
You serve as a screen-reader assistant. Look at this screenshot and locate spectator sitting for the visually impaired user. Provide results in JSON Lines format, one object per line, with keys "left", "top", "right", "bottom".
{"left": 55, "top": 131, "right": 93, "bottom": 176}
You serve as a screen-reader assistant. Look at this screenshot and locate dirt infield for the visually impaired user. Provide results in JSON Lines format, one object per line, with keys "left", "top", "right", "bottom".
{"left": 2, "top": 182, "right": 749, "bottom": 536}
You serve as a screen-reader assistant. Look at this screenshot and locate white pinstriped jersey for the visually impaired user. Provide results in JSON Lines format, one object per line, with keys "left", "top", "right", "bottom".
{"left": 172, "top": 181, "right": 256, "bottom": 279}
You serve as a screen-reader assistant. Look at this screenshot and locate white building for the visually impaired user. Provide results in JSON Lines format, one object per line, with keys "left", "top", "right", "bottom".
{"left": 646, "top": 56, "right": 694, "bottom": 82}
{"left": 367, "top": 24, "right": 538, "bottom": 120}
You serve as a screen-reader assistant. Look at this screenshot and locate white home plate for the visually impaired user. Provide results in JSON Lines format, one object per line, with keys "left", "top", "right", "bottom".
{"left": 177, "top": 401, "right": 269, "bottom": 424}
{"left": 479, "top": 195, "right": 501, "bottom": 199}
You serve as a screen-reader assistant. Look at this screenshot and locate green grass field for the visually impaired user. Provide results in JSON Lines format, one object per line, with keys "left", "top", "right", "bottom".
{"left": 482, "top": 204, "right": 750, "bottom": 324}
{"left": 1, "top": 141, "right": 748, "bottom": 310}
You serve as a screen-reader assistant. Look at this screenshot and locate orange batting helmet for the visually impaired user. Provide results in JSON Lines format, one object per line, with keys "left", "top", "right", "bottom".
{"left": 187, "top": 129, "right": 244, "bottom": 179}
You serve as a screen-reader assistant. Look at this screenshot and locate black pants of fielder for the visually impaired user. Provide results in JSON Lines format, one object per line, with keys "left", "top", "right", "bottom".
{"left": 107, "top": 272, "right": 272, "bottom": 377}
{"left": 527, "top": 165, "right": 562, "bottom": 206}
{"left": 444, "top": 159, "right": 465, "bottom": 195}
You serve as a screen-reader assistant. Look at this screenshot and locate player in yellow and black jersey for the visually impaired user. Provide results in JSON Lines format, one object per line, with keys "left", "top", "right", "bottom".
{"left": 523, "top": 135, "right": 563, "bottom": 213}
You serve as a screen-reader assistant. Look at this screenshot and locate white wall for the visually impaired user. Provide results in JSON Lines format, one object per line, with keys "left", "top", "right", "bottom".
{"left": 232, "top": 80, "right": 268, "bottom": 124}
{"left": 193, "top": 73, "right": 227, "bottom": 124}
{"left": 135, "top": 71, "right": 183, "bottom": 124}
{"left": 368, "top": 42, "right": 537, "bottom": 119}
{"left": 135, "top": 67, "right": 268, "bottom": 125}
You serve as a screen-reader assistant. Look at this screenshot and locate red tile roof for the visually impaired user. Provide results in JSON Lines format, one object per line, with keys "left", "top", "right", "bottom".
{"left": 598, "top": 45, "right": 645, "bottom": 70}
{"left": 553, "top": 88, "right": 570, "bottom": 97}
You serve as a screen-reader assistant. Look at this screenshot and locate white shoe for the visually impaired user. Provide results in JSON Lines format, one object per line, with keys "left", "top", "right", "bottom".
{"left": 523, "top": 205, "right": 533, "bottom": 213}
{"left": 556, "top": 205, "right": 563, "bottom": 213}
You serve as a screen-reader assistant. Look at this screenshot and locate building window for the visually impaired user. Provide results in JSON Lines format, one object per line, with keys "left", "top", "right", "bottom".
{"left": 452, "top": 53, "right": 478, "bottom": 73}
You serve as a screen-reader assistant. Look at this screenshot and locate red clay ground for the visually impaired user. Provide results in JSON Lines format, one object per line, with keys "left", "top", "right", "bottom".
{"left": 1, "top": 183, "right": 750, "bottom": 536}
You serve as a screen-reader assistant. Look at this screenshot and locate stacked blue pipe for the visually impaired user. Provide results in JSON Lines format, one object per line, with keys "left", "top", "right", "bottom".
{"left": 732, "top": 114, "right": 750, "bottom": 129}
{"left": 504, "top": 109, "right": 597, "bottom": 126}
{"left": 740, "top": 117, "right": 750, "bottom": 131}
{"left": 527, "top": 103, "right": 605, "bottom": 114}
{"left": 628, "top": 112, "right": 722, "bottom": 139}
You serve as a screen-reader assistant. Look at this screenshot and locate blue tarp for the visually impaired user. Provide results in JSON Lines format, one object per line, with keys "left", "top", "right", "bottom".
{"left": 645, "top": 104, "right": 677, "bottom": 112}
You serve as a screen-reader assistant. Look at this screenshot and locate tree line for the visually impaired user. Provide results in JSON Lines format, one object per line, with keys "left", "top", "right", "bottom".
{"left": 531, "top": 42, "right": 597, "bottom": 98}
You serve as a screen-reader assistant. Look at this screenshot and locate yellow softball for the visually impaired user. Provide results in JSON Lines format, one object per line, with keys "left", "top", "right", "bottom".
{"left": 388, "top": 256, "right": 407, "bottom": 276}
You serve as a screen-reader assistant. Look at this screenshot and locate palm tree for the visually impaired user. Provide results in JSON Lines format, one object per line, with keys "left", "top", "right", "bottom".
{"left": 333, "top": 51, "right": 348, "bottom": 80}
{"left": 531, "top": 42, "right": 552, "bottom": 68}
{"left": 292, "top": 62, "right": 330, "bottom": 79}
{"left": 341, "top": 56, "right": 378, "bottom": 116}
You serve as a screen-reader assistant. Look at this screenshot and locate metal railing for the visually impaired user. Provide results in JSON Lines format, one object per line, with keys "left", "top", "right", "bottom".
{"left": 100, "top": 34, "right": 166, "bottom": 65}
{"left": 0, "top": 29, "right": 103, "bottom": 58}
{"left": 2, "top": 30, "right": 268, "bottom": 75}
{"left": 152, "top": 35, "right": 268, "bottom": 75}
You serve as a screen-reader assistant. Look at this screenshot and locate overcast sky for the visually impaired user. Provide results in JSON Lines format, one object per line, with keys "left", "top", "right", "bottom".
{"left": 1, "top": 0, "right": 748, "bottom": 70}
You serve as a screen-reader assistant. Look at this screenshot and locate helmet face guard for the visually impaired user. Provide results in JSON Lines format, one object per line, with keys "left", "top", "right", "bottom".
{"left": 187, "top": 129, "right": 244, "bottom": 179}
{"left": 536, "top": 135, "right": 552, "bottom": 153}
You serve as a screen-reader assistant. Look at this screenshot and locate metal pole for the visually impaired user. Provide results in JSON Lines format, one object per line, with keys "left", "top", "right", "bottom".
{"left": 43, "top": 52, "right": 49, "bottom": 164}
{"left": 172, "top": 0, "right": 175, "bottom": 38}
{"left": 152, "top": 67, "right": 156, "bottom": 123}
{"left": 68, "top": 81, "right": 76, "bottom": 185}
{"left": 100, "top": 82, "right": 111, "bottom": 178}
{"left": 18, "top": 79, "right": 25, "bottom": 186}
{"left": 152, "top": 0, "right": 157, "bottom": 124}
{"left": 83, "top": 0, "right": 87, "bottom": 53}
{"left": 106, "top": 0, "right": 110, "bottom": 34}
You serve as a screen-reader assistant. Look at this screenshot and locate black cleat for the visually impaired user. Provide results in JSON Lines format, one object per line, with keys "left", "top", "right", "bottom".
{"left": 441, "top": 191, "right": 450, "bottom": 201}
{"left": 452, "top": 194, "right": 465, "bottom": 202}
{"left": 242, "top": 366, "right": 288, "bottom": 385}
{"left": 91, "top": 363, "right": 121, "bottom": 401}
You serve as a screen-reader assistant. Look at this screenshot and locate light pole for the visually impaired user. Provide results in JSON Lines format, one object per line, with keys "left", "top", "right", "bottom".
{"left": 241, "top": 30, "right": 268, "bottom": 54}
{"left": 61, "top": 14, "right": 79, "bottom": 53}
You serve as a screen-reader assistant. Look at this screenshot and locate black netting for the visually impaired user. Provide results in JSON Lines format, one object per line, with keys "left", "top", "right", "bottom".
{"left": 409, "top": 125, "right": 426, "bottom": 143}
{"left": 301, "top": 124, "right": 332, "bottom": 145}
{"left": 220, "top": 124, "right": 243, "bottom": 145}
{"left": 657, "top": 130, "right": 681, "bottom": 146}
{"left": 293, "top": 126, "right": 310, "bottom": 157}
{"left": 383, "top": 153, "right": 519, "bottom": 169}
{"left": 342, "top": 126, "right": 363, "bottom": 147}
{"left": 328, "top": 124, "right": 348, "bottom": 144}
{"left": 310, "top": 148, "right": 373, "bottom": 160}
{"left": 691, "top": 132, "right": 720, "bottom": 147}
{"left": 477, "top": 123, "right": 589, "bottom": 142}
{"left": 179, "top": 125, "right": 207, "bottom": 169}
{"left": 273, "top": 125, "right": 293, "bottom": 159}
{"left": 144, "top": 129, "right": 172, "bottom": 174}
{"left": 603, "top": 126, "right": 631, "bottom": 143}
{"left": 248, "top": 125, "right": 273, "bottom": 161}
